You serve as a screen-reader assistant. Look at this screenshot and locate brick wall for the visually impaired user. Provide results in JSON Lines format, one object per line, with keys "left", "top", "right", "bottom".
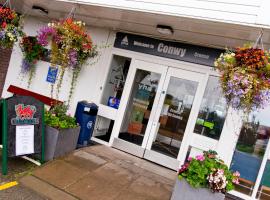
{"left": 0, "top": 48, "right": 12, "bottom": 96}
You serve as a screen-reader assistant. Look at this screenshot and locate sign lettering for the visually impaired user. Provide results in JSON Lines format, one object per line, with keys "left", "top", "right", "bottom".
{"left": 114, "top": 32, "right": 224, "bottom": 67}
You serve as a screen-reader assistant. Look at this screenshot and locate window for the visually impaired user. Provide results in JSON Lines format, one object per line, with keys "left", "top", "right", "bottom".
{"left": 93, "top": 116, "right": 115, "bottom": 142}
{"left": 230, "top": 106, "right": 270, "bottom": 198}
{"left": 101, "top": 55, "right": 131, "bottom": 108}
{"left": 257, "top": 158, "right": 270, "bottom": 199}
{"left": 194, "top": 76, "right": 227, "bottom": 140}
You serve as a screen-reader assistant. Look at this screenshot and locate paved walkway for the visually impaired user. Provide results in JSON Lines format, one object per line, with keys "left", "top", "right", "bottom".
{"left": 19, "top": 145, "right": 177, "bottom": 200}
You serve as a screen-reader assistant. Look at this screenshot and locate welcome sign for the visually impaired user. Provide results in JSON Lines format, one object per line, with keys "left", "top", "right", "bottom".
{"left": 114, "top": 32, "right": 224, "bottom": 67}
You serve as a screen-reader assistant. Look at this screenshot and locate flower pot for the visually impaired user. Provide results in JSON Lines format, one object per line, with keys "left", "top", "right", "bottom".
{"left": 44, "top": 125, "right": 80, "bottom": 161}
{"left": 170, "top": 179, "right": 225, "bottom": 200}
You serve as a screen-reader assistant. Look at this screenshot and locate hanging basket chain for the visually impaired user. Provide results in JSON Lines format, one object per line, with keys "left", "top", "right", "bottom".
{"left": 66, "top": 5, "right": 77, "bottom": 19}
{"left": 1, "top": 0, "right": 11, "bottom": 9}
{"left": 253, "top": 29, "right": 264, "bottom": 50}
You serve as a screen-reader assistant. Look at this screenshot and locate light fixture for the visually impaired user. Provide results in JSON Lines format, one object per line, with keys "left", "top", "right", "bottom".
{"left": 156, "top": 25, "right": 174, "bottom": 35}
{"left": 32, "top": 5, "right": 49, "bottom": 15}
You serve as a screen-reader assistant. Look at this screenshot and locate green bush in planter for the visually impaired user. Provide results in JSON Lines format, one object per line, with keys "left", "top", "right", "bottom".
{"left": 45, "top": 103, "right": 78, "bottom": 129}
{"left": 178, "top": 150, "right": 240, "bottom": 193}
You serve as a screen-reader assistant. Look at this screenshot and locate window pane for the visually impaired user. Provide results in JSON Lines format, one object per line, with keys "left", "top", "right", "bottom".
{"left": 230, "top": 106, "right": 270, "bottom": 196}
{"left": 101, "top": 55, "right": 131, "bottom": 108}
{"left": 151, "top": 77, "right": 198, "bottom": 158}
{"left": 194, "top": 76, "right": 227, "bottom": 140}
{"left": 119, "top": 69, "right": 161, "bottom": 146}
{"left": 93, "top": 116, "right": 115, "bottom": 142}
{"left": 257, "top": 159, "right": 270, "bottom": 200}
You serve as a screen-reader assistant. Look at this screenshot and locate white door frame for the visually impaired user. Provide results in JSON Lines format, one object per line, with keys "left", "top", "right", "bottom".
{"left": 144, "top": 67, "right": 208, "bottom": 169}
{"left": 110, "top": 59, "right": 168, "bottom": 157}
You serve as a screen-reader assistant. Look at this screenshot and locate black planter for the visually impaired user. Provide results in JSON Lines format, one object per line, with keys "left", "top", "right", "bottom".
{"left": 44, "top": 125, "right": 80, "bottom": 161}
{"left": 170, "top": 179, "right": 225, "bottom": 200}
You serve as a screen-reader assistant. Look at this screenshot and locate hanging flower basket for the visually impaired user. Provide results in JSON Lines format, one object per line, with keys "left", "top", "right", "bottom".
{"left": 37, "top": 18, "right": 98, "bottom": 104}
{"left": 215, "top": 45, "right": 270, "bottom": 112}
{"left": 0, "top": 6, "right": 24, "bottom": 49}
{"left": 20, "top": 36, "right": 47, "bottom": 87}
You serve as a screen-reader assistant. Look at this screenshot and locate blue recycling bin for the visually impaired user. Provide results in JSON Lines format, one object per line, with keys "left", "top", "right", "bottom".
{"left": 75, "top": 101, "right": 98, "bottom": 147}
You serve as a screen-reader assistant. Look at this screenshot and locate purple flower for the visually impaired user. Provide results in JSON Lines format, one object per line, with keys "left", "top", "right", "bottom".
{"left": 37, "top": 26, "right": 58, "bottom": 46}
{"left": 231, "top": 97, "right": 240, "bottom": 108}
{"left": 0, "top": 31, "right": 5, "bottom": 40}
{"left": 68, "top": 49, "right": 78, "bottom": 68}
{"left": 21, "top": 59, "right": 31, "bottom": 73}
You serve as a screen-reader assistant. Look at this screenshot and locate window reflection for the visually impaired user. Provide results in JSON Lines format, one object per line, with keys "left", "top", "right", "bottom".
{"left": 257, "top": 159, "right": 270, "bottom": 200}
{"left": 230, "top": 106, "right": 270, "bottom": 196}
{"left": 194, "top": 76, "right": 227, "bottom": 140}
{"left": 119, "top": 69, "right": 161, "bottom": 146}
{"left": 151, "top": 77, "right": 198, "bottom": 158}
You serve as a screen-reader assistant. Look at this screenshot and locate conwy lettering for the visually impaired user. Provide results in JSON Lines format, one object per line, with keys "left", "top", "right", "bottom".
{"left": 157, "top": 43, "right": 186, "bottom": 57}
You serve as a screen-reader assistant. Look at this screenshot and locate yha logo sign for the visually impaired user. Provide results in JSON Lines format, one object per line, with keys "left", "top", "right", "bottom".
{"left": 11, "top": 104, "right": 39, "bottom": 125}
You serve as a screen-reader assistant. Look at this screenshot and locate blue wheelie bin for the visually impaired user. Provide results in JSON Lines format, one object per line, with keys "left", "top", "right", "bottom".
{"left": 75, "top": 101, "right": 98, "bottom": 147}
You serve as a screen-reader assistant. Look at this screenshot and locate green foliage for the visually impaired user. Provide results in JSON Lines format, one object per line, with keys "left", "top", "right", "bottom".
{"left": 236, "top": 144, "right": 254, "bottom": 154}
{"left": 45, "top": 103, "right": 78, "bottom": 129}
{"left": 178, "top": 150, "right": 238, "bottom": 192}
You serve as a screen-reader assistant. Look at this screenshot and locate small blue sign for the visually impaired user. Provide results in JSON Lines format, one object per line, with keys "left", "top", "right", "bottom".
{"left": 46, "top": 66, "right": 58, "bottom": 84}
{"left": 107, "top": 97, "right": 120, "bottom": 109}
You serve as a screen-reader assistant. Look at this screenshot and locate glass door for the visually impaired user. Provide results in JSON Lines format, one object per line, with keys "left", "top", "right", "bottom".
{"left": 144, "top": 68, "right": 206, "bottom": 169}
{"left": 111, "top": 60, "right": 168, "bottom": 157}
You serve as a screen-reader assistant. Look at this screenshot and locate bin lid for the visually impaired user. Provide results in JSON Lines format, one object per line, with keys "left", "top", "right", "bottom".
{"left": 79, "top": 101, "right": 98, "bottom": 110}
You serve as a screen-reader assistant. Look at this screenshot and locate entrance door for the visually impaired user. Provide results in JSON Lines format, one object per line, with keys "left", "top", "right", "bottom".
{"left": 112, "top": 60, "right": 168, "bottom": 157}
{"left": 144, "top": 68, "right": 206, "bottom": 169}
{"left": 112, "top": 60, "right": 206, "bottom": 169}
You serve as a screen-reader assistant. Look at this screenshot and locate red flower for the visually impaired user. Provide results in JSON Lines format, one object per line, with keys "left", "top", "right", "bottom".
{"left": 1, "top": 22, "right": 7, "bottom": 28}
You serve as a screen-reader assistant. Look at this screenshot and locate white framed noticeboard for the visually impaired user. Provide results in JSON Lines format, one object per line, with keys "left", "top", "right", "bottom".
{"left": 15, "top": 125, "right": 35, "bottom": 156}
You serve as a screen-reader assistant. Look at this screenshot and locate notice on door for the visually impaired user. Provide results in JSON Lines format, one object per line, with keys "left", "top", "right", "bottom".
{"left": 16, "top": 125, "right": 34, "bottom": 156}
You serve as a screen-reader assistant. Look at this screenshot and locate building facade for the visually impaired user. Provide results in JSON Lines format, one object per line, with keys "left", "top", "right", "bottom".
{"left": 1, "top": 0, "right": 270, "bottom": 199}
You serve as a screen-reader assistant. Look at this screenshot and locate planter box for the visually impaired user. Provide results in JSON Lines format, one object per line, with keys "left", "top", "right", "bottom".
{"left": 171, "top": 178, "right": 225, "bottom": 200}
{"left": 44, "top": 125, "right": 80, "bottom": 161}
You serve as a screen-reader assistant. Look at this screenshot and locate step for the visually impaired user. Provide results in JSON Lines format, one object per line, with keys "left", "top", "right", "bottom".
{"left": 20, "top": 175, "right": 78, "bottom": 200}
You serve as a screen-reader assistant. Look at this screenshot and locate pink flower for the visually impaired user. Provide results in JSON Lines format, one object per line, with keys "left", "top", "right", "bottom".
{"left": 233, "top": 171, "right": 240, "bottom": 177}
{"left": 232, "top": 178, "right": 239, "bottom": 184}
{"left": 187, "top": 157, "right": 192, "bottom": 162}
{"left": 195, "top": 155, "right": 205, "bottom": 162}
{"left": 217, "top": 169, "right": 224, "bottom": 175}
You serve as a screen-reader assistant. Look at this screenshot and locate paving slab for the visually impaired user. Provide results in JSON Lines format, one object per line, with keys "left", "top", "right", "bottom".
{"left": 126, "top": 175, "right": 173, "bottom": 200}
{"left": 114, "top": 188, "right": 158, "bottom": 200}
{"left": 93, "top": 162, "right": 139, "bottom": 186}
{"left": 64, "top": 153, "right": 105, "bottom": 172}
{"left": 33, "top": 160, "right": 89, "bottom": 189}
{"left": 20, "top": 175, "right": 77, "bottom": 200}
{"left": 65, "top": 173, "right": 124, "bottom": 200}
{"left": 84, "top": 145, "right": 176, "bottom": 181}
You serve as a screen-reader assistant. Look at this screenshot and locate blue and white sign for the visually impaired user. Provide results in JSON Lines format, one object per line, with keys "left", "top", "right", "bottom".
{"left": 46, "top": 66, "right": 58, "bottom": 84}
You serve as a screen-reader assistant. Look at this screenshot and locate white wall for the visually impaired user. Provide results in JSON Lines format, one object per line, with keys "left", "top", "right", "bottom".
{"left": 60, "top": 0, "right": 268, "bottom": 26}
{"left": 2, "top": 16, "right": 112, "bottom": 115}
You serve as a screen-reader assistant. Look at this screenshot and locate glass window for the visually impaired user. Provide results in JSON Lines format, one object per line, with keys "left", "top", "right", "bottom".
{"left": 101, "top": 55, "right": 131, "bottom": 108}
{"left": 151, "top": 77, "right": 198, "bottom": 158}
{"left": 93, "top": 116, "right": 115, "bottom": 142}
{"left": 230, "top": 106, "right": 270, "bottom": 196}
{"left": 194, "top": 76, "right": 227, "bottom": 140}
{"left": 119, "top": 69, "right": 161, "bottom": 146}
{"left": 257, "top": 158, "right": 270, "bottom": 200}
